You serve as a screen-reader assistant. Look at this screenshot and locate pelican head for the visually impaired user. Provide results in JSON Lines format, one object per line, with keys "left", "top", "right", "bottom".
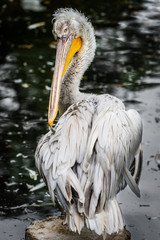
{"left": 48, "top": 8, "right": 96, "bottom": 127}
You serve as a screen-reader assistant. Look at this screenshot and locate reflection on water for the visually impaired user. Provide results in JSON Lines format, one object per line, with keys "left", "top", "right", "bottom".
{"left": 0, "top": 0, "right": 160, "bottom": 239}
{"left": 21, "top": 0, "right": 47, "bottom": 12}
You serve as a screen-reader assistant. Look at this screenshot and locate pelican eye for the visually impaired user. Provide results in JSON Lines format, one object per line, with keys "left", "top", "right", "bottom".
{"left": 63, "top": 26, "right": 69, "bottom": 36}
{"left": 64, "top": 28, "right": 68, "bottom": 33}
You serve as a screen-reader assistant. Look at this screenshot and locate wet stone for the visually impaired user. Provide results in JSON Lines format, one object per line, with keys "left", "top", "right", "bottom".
{"left": 25, "top": 216, "right": 131, "bottom": 240}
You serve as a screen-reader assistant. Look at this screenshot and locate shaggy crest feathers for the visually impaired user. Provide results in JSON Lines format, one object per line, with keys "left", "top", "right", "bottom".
{"left": 52, "top": 8, "right": 90, "bottom": 25}
{"left": 52, "top": 8, "right": 95, "bottom": 47}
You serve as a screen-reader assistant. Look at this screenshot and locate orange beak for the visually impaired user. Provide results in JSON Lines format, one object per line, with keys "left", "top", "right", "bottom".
{"left": 48, "top": 35, "right": 82, "bottom": 127}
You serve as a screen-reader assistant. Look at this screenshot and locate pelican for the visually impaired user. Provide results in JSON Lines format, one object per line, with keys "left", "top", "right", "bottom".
{"left": 35, "top": 8, "right": 143, "bottom": 238}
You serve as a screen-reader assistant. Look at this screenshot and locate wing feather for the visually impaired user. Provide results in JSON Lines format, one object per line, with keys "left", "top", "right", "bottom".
{"left": 123, "top": 166, "right": 140, "bottom": 197}
{"left": 35, "top": 100, "right": 94, "bottom": 210}
{"left": 83, "top": 97, "right": 142, "bottom": 216}
{"left": 35, "top": 94, "right": 142, "bottom": 234}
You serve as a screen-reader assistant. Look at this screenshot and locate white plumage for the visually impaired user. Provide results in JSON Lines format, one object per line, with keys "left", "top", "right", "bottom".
{"left": 35, "top": 8, "right": 142, "bottom": 238}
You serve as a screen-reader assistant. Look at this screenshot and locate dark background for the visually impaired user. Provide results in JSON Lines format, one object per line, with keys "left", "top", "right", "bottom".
{"left": 0, "top": 0, "right": 160, "bottom": 239}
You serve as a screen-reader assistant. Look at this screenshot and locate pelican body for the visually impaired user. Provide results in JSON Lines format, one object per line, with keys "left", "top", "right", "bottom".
{"left": 35, "top": 8, "right": 142, "bottom": 237}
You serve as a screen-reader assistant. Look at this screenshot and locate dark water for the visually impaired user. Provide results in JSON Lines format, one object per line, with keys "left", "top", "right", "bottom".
{"left": 0, "top": 0, "right": 160, "bottom": 239}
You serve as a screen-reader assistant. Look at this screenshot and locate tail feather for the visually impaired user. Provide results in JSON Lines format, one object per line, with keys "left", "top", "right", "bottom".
{"left": 65, "top": 204, "right": 84, "bottom": 234}
{"left": 85, "top": 198, "right": 124, "bottom": 235}
{"left": 106, "top": 199, "right": 124, "bottom": 234}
